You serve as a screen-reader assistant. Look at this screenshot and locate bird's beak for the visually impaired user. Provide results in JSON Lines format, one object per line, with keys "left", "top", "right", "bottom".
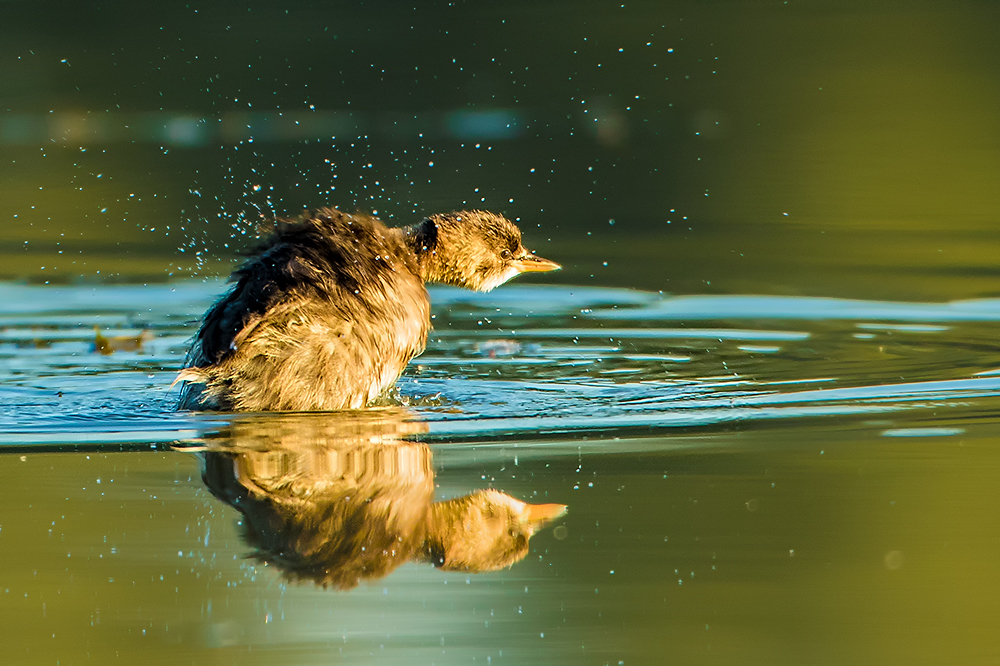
{"left": 513, "top": 253, "right": 561, "bottom": 273}
{"left": 520, "top": 502, "right": 568, "bottom": 534}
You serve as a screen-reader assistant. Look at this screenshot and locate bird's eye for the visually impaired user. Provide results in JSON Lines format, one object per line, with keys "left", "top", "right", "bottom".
{"left": 500, "top": 249, "right": 513, "bottom": 261}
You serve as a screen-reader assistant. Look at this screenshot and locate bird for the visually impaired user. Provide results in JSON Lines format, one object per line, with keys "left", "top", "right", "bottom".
{"left": 176, "top": 207, "right": 560, "bottom": 412}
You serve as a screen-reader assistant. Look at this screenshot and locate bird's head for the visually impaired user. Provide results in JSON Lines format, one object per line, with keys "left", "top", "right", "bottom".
{"left": 407, "top": 210, "right": 560, "bottom": 291}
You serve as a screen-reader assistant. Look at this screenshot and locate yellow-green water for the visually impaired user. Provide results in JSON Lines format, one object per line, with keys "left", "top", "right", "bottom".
{"left": 3, "top": 1, "right": 1000, "bottom": 664}
{"left": 4, "top": 282, "right": 1000, "bottom": 664}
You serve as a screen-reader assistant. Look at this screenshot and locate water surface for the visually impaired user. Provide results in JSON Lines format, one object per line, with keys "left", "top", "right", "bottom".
{"left": 3, "top": 282, "right": 1000, "bottom": 664}
{"left": 4, "top": 0, "right": 1000, "bottom": 662}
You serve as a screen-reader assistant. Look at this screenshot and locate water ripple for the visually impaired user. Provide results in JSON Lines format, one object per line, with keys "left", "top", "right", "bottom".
{"left": 3, "top": 281, "right": 1000, "bottom": 447}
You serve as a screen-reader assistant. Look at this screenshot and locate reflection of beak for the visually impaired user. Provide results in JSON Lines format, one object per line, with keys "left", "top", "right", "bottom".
{"left": 513, "top": 253, "right": 561, "bottom": 273}
{"left": 520, "top": 502, "right": 568, "bottom": 534}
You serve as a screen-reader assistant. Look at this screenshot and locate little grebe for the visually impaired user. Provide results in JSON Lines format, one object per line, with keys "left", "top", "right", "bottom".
{"left": 177, "top": 207, "right": 559, "bottom": 411}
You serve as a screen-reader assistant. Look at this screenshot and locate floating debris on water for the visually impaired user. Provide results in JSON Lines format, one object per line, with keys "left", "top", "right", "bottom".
{"left": 92, "top": 326, "right": 155, "bottom": 355}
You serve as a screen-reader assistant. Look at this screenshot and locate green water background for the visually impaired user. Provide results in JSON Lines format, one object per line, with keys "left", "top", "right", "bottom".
{"left": 3, "top": 0, "right": 998, "bottom": 299}
{"left": 3, "top": 2, "right": 1000, "bottom": 664}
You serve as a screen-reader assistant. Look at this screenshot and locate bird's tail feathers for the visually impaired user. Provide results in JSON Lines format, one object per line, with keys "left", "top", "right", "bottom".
{"left": 172, "top": 367, "right": 209, "bottom": 388}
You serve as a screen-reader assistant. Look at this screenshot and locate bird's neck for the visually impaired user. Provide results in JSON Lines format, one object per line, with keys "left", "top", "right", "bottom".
{"left": 400, "top": 219, "right": 460, "bottom": 286}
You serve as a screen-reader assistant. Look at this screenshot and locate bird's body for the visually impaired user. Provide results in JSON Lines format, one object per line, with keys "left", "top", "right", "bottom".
{"left": 178, "top": 207, "right": 558, "bottom": 412}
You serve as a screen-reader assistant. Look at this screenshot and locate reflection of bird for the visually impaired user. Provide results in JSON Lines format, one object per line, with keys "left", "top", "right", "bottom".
{"left": 177, "top": 208, "right": 559, "bottom": 412}
{"left": 194, "top": 413, "right": 566, "bottom": 589}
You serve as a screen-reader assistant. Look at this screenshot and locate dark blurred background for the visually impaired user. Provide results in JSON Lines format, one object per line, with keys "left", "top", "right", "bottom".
{"left": 2, "top": 0, "right": 999, "bottom": 299}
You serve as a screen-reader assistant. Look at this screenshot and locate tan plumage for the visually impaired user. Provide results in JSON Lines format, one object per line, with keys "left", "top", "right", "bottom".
{"left": 177, "top": 207, "right": 559, "bottom": 412}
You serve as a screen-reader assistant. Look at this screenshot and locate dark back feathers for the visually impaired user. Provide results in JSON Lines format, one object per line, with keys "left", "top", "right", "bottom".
{"left": 191, "top": 208, "right": 415, "bottom": 366}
